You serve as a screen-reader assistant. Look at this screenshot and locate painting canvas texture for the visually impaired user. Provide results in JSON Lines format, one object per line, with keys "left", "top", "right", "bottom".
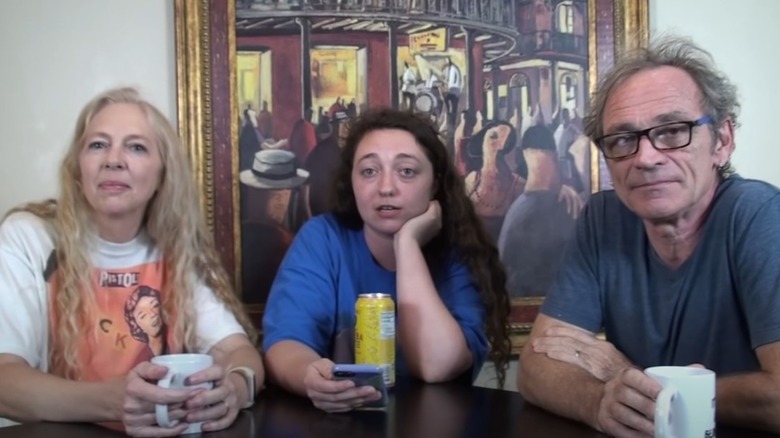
{"left": 235, "top": 0, "right": 595, "bottom": 306}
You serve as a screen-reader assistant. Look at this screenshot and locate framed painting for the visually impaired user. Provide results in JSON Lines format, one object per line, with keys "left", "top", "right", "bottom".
{"left": 174, "top": 0, "right": 648, "bottom": 354}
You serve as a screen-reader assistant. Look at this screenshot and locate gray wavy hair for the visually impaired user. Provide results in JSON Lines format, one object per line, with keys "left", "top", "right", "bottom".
{"left": 583, "top": 35, "right": 740, "bottom": 179}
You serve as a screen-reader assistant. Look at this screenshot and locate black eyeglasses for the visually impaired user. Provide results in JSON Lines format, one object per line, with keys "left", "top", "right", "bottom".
{"left": 595, "top": 115, "right": 714, "bottom": 160}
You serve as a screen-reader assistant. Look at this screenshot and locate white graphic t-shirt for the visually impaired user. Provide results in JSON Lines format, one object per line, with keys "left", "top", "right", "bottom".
{"left": 0, "top": 212, "right": 245, "bottom": 428}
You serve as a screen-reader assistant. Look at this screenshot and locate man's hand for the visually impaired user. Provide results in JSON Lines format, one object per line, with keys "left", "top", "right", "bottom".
{"left": 596, "top": 368, "right": 662, "bottom": 438}
{"left": 532, "top": 325, "right": 633, "bottom": 382}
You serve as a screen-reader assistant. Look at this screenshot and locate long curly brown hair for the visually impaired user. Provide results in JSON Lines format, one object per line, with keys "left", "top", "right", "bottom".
{"left": 330, "top": 108, "right": 511, "bottom": 386}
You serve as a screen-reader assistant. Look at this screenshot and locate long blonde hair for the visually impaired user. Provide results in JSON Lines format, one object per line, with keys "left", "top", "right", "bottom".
{"left": 11, "top": 87, "right": 257, "bottom": 378}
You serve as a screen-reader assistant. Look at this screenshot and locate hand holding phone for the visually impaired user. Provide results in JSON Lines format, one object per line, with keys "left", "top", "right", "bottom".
{"left": 332, "top": 364, "right": 388, "bottom": 408}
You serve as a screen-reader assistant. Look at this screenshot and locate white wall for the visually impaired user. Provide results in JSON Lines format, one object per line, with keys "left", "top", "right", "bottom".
{"left": 0, "top": 1, "right": 175, "bottom": 215}
{"left": 651, "top": 0, "right": 780, "bottom": 186}
{"left": 1, "top": 1, "right": 778, "bottom": 216}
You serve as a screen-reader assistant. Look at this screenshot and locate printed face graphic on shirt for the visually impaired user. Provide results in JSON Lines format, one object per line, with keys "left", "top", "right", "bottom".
{"left": 134, "top": 295, "right": 163, "bottom": 338}
{"left": 48, "top": 254, "right": 175, "bottom": 382}
{"left": 124, "top": 285, "right": 167, "bottom": 355}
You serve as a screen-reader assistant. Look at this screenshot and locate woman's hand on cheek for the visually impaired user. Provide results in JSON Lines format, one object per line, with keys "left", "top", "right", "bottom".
{"left": 396, "top": 200, "right": 442, "bottom": 247}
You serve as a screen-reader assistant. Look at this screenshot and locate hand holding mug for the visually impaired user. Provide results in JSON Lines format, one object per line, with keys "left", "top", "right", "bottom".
{"left": 152, "top": 354, "right": 220, "bottom": 435}
{"left": 645, "top": 366, "right": 716, "bottom": 438}
{"left": 595, "top": 368, "right": 659, "bottom": 437}
{"left": 122, "top": 359, "right": 201, "bottom": 437}
{"left": 154, "top": 353, "right": 245, "bottom": 435}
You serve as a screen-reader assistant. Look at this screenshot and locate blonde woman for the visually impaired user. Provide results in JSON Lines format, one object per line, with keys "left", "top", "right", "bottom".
{"left": 0, "top": 87, "right": 263, "bottom": 436}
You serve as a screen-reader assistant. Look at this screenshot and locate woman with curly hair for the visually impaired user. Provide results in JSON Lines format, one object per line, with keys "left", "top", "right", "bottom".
{"left": 263, "top": 107, "right": 511, "bottom": 413}
{"left": 0, "top": 87, "right": 262, "bottom": 436}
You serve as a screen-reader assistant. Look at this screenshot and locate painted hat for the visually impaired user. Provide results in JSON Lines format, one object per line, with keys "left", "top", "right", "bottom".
{"left": 239, "top": 149, "right": 309, "bottom": 190}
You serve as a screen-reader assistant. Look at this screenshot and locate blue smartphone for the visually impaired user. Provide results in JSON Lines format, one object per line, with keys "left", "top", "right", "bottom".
{"left": 331, "top": 364, "right": 388, "bottom": 408}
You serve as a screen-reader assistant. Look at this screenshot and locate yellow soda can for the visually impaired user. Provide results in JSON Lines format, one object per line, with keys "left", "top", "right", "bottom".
{"left": 355, "top": 293, "right": 396, "bottom": 387}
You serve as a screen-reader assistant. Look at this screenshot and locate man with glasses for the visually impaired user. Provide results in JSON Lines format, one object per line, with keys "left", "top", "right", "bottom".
{"left": 518, "top": 36, "right": 780, "bottom": 436}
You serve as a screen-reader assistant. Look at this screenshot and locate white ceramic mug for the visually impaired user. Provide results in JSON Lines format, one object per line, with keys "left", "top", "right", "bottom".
{"left": 152, "top": 353, "right": 214, "bottom": 435}
{"left": 644, "top": 366, "right": 716, "bottom": 438}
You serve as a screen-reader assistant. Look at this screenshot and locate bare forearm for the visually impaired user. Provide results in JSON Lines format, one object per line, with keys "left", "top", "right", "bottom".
{"left": 264, "top": 341, "right": 320, "bottom": 396}
{"left": 717, "top": 372, "right": 780, "bottom": 432}
{"left": 222, "top": 344, "right": 265, "bottom": 406}
{"left": 0, "top": 362, "right": 122, "bottom": 423}
{"left": 395, "top": 237, "right": 472, "bottom": 382}
{"left": 396, "top": 305, "right": 472, "bottom": 382}
{"left": 518, "top": 349, "right": 603, "bottom": 430}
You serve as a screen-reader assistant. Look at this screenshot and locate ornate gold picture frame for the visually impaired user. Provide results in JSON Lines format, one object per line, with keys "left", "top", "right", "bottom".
{"left": 174, "top": 0, "right": 648, "bottom": 353}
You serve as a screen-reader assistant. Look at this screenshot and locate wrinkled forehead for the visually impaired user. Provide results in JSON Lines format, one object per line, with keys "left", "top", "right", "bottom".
{"left": 356, "top": 134, "right": 426, "bottom": 159}
{"left": 603, "top": 66, "right": 705, "bottom": 129}
{"left": 80, "top": 102, "right": 158, "bottom": 143}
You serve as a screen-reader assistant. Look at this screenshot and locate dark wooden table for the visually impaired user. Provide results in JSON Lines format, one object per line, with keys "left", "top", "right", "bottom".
{"left": 0, "top": 378, "right": 775, "bottom": 437}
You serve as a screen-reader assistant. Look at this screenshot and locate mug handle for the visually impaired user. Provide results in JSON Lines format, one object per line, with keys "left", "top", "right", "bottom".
{"left": 155, "top": 372, "right": 185, "bottom": 428}
{"left": 655, "top": 385, "right": 678, "bottom": 438}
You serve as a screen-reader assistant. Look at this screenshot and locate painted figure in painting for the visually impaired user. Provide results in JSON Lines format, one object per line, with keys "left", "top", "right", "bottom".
{"left": 258, "top": 100, "right": 273, "bottom": 138}
{"left": 464, "top": 120, "right": 523, "bottom": 241}
{"left": 498, "top": 125, "right": 577, "bottom": 298}
{"left": 305, "top": 110, "right": 351, "bottom": 218}
{"left": 442, "top": 57, "right": 462, "bottom": 125}
{"left": 239, "top": 149, "right": 309, "bottom": 303}
{"left": 401, "top": 61, "right": 418, "bottom": 111}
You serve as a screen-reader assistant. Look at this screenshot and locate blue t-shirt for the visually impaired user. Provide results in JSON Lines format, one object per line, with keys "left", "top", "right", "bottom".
{"left": 262, "top": 214, "right": 488, "bottom": 379}
{"left": 542, "top": 176, "right": 780, "bottom": 374}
